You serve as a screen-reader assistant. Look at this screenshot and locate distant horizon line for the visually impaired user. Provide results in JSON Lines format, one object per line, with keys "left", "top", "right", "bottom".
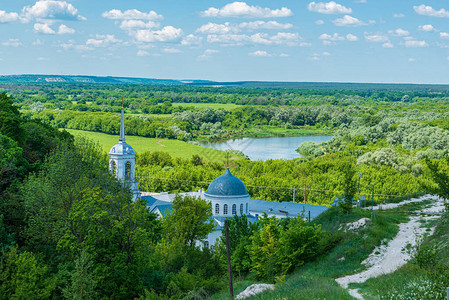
{"left": 1, "top": 73, "right": 449, "bottom": 86}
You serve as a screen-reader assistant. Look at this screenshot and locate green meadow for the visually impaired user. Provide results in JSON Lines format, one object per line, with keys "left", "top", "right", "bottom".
{"left": 172, "top": 102, "right": 241, "bottom": 110}
{"left": 66, "top": 129, "right": 238, "bottom": 162}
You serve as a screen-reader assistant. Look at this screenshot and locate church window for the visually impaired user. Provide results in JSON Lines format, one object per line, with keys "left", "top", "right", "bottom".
{"left": 246, "top": 203, "right": 248, "bottom": 214}
{"left": 240, "top": 204, "right": 244, "bottom": 215}
{"left": 110, "top": 160, "right": 116, "bottom": 175}
{"left": 125, "top": 161, "right": 131, "bottom": 179}
{"left": 224, "top": 204, "right": 228, "bottom": 215}
{"left": 232, "top": 204, "right": 236, "bottom": 215}
{"left": 215, "top": 203, "right": 220, "bottom": 214}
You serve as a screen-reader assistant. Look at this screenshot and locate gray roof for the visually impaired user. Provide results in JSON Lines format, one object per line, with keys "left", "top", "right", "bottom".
{"left": 249, "top": 199, "right": 329, "bottom": 219}
{"left": 108, "top": 141, "right": 136, "bottom": 156}
{"left": 205, "top": 169, "right": 249, "bottom": 197}
{"left": 145, "top": 192, "right": 329, "bottom": 221}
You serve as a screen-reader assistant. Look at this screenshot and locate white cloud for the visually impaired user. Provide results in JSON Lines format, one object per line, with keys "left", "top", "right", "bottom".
{"left": 207, "top": 32, "right": 299, "bottom": 46}
{"left": 308, "top": 1, "right": 352, "bottom": 14}
{"left": 201, "top": 2, "right": 292, "bottom": 18}
{"left": 364, "top": 33, "right": 388, "bottom": 42}
{"left": 33, "top": 39, "right": 44, "bottom": 45}
{"left": 404, "top": 40, "right": 429, "bottom": 47}
{"left": 86, "top": 34, "right": 121, "bottom": 47}
{"left": 388, "top": 28, "right": 409, "bottom": 36}
{"left": 413, "top": 5, "right": 449, "bottom": 18}
{"left": 181, "top": 34, "right": 203, "bottom": 46}
{"left": 119, "top": 20, "right": 160, "bottom": 31}
{"left": 300, "top": 42, "right": 312, "bottom": 47}
{"left": 58, "top": 24, "right": 74, "bottom": 34}
{"left": 270, "top": 32, "right": 299, "bottom": 45}
{"left": 196, "top": 22, "right": 236, "bottom": 34}
{"left": 319, "top": 33, "right": 345, "bottom": 41}
{"left": 382, "top": 42, "right": 393, "bottom": 48}
{"left": 239, "top": 20, "right": 293, "bottom": 30}
{"left": 37, "top": 57, "right": 47, "bottom": 61}
{"left": 249, "top": 33, "right": 272, "bottom": 45}
{"left": 393, "top": 13, "right": 405, "bottom": 18}
{"left": 23, "top": 0, "right": 85, "bottom": 21}
{"left": 0, "top": 10, "right": 19, "bottom": 23}
{"left": 418, "top": 24, "right": 437, "bottom": 32}
{"left": 198, "top": 49, "right": 219, "bottom": 60}
{"left": 134, "top": 26, "right": 183, "bottom": 43}
{"left": 280, "top": 53, "right": 289, "bottom": 57}
{"left": 59, "top": 40, "right": 93, "bottom": 51}
{"left": 333, "top": 15, "right": 368, "bottom": 26}
{"left": 207, "top": 34, "right": 247, "bottom": 45}
{"left": 2, "top": 38, "right": 22, "bottom": 47}
{"left": 408, "top": 58, "right": 415, "bottom": 62}
{"left": 354, "top": 0, "right": 367, "bottom": 3}
{"left": 34, "top": 23, "right": 55, "bottom": 34}
{"left": 249, "top": 50, "right": 271, "bottom": 57}
{"left": 163, "top": 47, "right": 181, "bottom": 53}
{"left": 315, "top": 19, "right": 324, "bottom": 25}
{"left": 137, "top": 49, "right": 149, "bottom": 56}
{"left": 102, "top": 9, "right": 162, "bottom": 20}
{"left": 309, "top": 53, "right": 320, "bottom": 60}
{"left": 440, "top": 32, "right": 449, "bottom": 39}
{"left": 346, "top": 33, "right": 358, "bottom": 41}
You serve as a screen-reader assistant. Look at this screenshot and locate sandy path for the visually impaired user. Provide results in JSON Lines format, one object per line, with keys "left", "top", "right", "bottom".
{"left": 336, "top": 196, "right": 446, "bottom": 299}
{"left": 365, "top": 194, "right": 439, "bottom": 211}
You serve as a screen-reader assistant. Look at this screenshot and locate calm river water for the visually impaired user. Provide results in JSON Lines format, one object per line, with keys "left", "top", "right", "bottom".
{"left": 200, "top": 136, "right": 333, "bottom": 161}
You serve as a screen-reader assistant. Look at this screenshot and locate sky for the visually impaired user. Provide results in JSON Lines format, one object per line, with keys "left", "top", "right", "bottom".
{"left": 0, "top": 1, "right": 449, "bottom": 84}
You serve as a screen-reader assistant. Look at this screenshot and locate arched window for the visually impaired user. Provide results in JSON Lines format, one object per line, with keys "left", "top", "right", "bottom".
{"left": 246, "top": 203, "right": 248, "bottom": 214}
{"left": 215, "top": 203, "right": 220, "bottom": 214}
{"left": 110, "top": 160, "right": 116, "bottom": 175}
{"left": 125, "top": 161, "right": 131, "bottom": 179}
{"left": 240, "top": 204, "right": 244, "bottom": 215}
{"left": 223, "top": 204, "right": 228, "bottom": 215}
{"left": 232, "top": 204, "right": 236, "bottom": 215}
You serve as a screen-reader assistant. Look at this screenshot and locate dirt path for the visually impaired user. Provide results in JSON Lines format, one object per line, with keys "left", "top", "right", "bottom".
{"left": 336, "top": 196, "right": 446, "bottom": 299}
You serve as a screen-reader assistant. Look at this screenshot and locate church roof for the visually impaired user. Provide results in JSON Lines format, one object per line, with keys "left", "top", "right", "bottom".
{"left": 108, "top": 141, "right": 136, "bottom": 155}
{"left": 108, "top": 107, "right": 136, "bottom": 155}
{"left": 205, "top": 169, "right": 249, "bottom": 197}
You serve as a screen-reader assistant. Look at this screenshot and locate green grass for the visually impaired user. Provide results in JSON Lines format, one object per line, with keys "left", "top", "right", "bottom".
{"left": 172, "top": 103, "right": 241, "bottom": 110}
{"left": 211, "top": 207, "right": 409, "bottom": 299}
{"left": 65, "top": 129, "right": 240, "bottom": 162}
{"left": 234, "top": 125, "right": 333, "bottom": 139}
{"left": 354, "top": 213, "right": 449, "bottom": 299}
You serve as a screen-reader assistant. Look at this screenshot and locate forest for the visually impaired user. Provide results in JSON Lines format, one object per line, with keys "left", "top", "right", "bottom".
{"left": 1, "top": 81, "right": 449, "bottom": 299}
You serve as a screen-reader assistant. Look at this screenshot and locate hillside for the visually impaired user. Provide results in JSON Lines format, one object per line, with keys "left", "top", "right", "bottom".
{"left": 2, "top": 74, "right": 449, "bottom": 92}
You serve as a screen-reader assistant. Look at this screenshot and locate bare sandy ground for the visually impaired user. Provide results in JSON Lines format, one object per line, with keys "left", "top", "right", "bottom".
{"left": 336, "top": 196, "right": 446, "bottom": 299}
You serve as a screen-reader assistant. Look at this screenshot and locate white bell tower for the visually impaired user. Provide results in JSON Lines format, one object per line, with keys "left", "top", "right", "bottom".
{"left": 108, "top": 107, "right": 140, "bottom": 201}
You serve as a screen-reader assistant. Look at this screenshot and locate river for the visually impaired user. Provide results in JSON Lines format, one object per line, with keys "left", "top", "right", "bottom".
{"left": 199, "top": 136, "right": 333, "bottom": 161}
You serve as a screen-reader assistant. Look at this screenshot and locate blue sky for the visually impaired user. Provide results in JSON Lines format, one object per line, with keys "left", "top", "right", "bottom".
{"left": 1, "top": 1, "right": 449, "bottom": 83}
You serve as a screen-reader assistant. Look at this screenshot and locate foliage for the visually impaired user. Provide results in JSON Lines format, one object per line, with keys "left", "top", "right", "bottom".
{"left": 250, "top": 216, "right": 323, "bottom": 281}
{"left": 63, "top": 250, "right": 97, "bottom": 300}
{"left": 161, "top": 194, "right": 214, "bottom": 247}
{"left": 296, "top": 141, "right": 324, "bottom": 157}
{"left": 0, "top": 247, "right": 56, "bottom": 299}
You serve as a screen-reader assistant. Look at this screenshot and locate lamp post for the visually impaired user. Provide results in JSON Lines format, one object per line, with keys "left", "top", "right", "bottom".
{"left": 357, "top": 172, "right": 361, "bottom": 207}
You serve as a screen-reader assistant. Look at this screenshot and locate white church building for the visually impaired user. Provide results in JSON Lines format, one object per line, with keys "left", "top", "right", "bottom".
{"left": 109, "top": 108, "right": 329, "bottom": 247}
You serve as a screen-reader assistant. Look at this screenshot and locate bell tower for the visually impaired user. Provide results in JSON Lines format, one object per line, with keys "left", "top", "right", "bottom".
{"left": 108, "top": 107, "right": 140, "bottom": 201}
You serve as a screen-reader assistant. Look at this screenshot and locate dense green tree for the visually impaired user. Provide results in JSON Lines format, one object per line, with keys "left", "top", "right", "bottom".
{"left": 161, "top": 194, "right": 214, "bottom": 247}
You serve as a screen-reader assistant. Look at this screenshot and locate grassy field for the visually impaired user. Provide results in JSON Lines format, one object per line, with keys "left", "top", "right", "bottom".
{"left": 172, "top": 103, "right": 241, "bottom": 110}
{"left": 211, "top": 199, "right": 449, "bottom": 300}
{"left": 66, "top": 129, "right": 240, "bottom": 162}
{"left": 211, "top": 207, "right": 410, "bottom": 299}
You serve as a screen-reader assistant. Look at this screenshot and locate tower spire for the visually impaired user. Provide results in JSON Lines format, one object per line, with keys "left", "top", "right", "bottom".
{"left": 119, "top": 106, "right": 125, "bottom": 142}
